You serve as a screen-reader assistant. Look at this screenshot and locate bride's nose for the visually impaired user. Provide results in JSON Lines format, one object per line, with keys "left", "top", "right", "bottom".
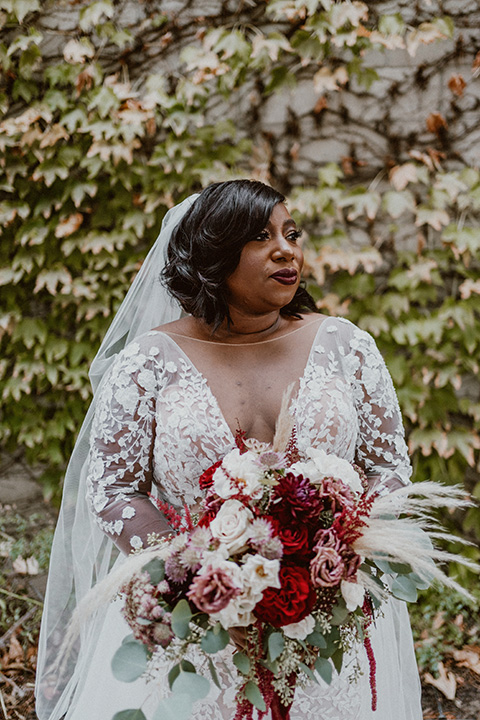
{"left": 271, "top": 235, "right": 295, "bottom": 262}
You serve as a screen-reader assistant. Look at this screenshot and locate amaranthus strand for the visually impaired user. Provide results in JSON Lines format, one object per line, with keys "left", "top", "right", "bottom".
{"left": 362, "top": 597, "right": 377, "bottom": 711}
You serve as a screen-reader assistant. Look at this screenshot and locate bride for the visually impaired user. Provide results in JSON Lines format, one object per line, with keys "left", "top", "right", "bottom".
{"left": 36, "top": 179, "right": 422, "bottom": 719}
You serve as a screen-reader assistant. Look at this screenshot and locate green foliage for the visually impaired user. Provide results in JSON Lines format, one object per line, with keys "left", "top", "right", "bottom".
{"left": 410, "top": 586, "right": 480, "bottom": 673}
{"left": 0, "top": 1, "right": 477, "bottom": 587}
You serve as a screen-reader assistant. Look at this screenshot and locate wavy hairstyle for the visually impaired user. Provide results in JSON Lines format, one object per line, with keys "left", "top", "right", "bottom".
{"left": 162, "top": 179, "right": 318, "bottom": 329}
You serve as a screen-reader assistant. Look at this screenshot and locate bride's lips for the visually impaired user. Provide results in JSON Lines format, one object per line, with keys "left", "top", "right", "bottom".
{"left": 270, "top": 269, "right": 298, "bottom": 285}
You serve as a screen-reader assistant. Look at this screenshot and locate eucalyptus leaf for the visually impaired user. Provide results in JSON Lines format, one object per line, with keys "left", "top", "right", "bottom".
{"left": 142, "top": 557, "right": 165, "bottom": 584}
{"left": 306, "top": 631, "right": 327, "bottom": 649}
{"left": 244, "top": 681, "right": 267, "bottom": 712}
{"left": 111, "top": 641, "right": 149, "bottom": 683}
{"left": 409, "top": 572, "right": 431, "bottom": 590}
{"left": 201, "top": 626, "right": 230, "bottom": 654}
{"left": 330, "top": 601, "right": 349, "bottom": 626}
{"left": 391, "top": 575, "right": 418, "bottom": 602}
{"left": 172, "top": 670, "right": 210, "bottom": 701}
{"left": 168, "top": 660, "right": 196, "bottom": 689}
{"left": 232, "top": 652, "right": 251, "bottom": 675}
{"left": 331, "top": 648, "right": 344, "bottom": 674}
{"left": 315, "top": 657, "right": 333, "bottom": 684}
{"left": 152, "top": 694, "right": 192, "bottom": 720}
{"left": 267, "top": 632, "right": 284, "bottom": 662}
{"left": 299, "top": 661, "right": 318, "bottom": 684}
{"left": 208, "top": 657, "right": 221, "bottom": 689}
{"left": 112, "top": 710, "right": 147, "bottom": 720}
{"left": 171, "top": 599, "right": 192, "bottom": 639}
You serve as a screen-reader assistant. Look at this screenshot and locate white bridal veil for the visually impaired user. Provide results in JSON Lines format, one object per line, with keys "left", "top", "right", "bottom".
{"left": 35, "top": 194, "right": 199, "bottom": 720}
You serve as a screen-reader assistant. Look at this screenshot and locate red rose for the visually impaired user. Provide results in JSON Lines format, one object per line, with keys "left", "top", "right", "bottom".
{"left": 199, "top": 460, "right": 222, "bottom": 490}
{"left": 254, "top": 565, "right": 316, "bottom": 627}
{"left": 270, "top": 518, "right": 310, "bottom": 556}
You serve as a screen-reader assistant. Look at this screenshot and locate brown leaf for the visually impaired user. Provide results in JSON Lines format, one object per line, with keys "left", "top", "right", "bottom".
{"left": 452, "top": 647, "right": 480, "bottom": 677}
{"left": 55, "top": 213, "right": 83, "bottom": 239}
{"left": 8, "top": 633, "right": 24, "bottom": 663}
{"left": 448, "top": 73, "right": 466, "bottom": 97}
{"left": 426, "top": 112, "right": 448, "bottom": 137}
{"left": 472, "top": 51, "right": 480, "bottom": 78}
{"left": 313, "top": 96, "right": 328, "bottom": 114}
{"left": 76, "top": 65, "right": 95, "bottom": 96}
{"left": 424, "top": 662, "right": 457, "bottom": 700}
{"left": 341, "top": 156, "right": 355, "bottom": 176}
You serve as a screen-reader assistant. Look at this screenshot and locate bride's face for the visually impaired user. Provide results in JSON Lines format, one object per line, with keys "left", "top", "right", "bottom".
{"left": 225, "top": 203, "right": 304, "bottom": 316}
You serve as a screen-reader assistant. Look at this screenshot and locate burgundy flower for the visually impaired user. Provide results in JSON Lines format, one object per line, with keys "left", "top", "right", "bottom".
{"left": 187, "top": 566, "right": 241, "bottom": 613}
{"left": 254, "top": 565, "right": 316, "bottom": 627}
{"left": 270, "top": 517, "right": 311, "bottom": 557}
{"left": 271, "top": 473, "right": 322, "bottom": 524}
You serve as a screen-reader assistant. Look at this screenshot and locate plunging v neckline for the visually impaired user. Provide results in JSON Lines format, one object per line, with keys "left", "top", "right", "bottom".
{"left": 152, "top": 318, "right": 330, "bottom": 443}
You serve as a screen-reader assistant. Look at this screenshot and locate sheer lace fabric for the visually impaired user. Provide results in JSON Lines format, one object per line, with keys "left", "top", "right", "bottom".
{"left": 70, "top": 316, "right": 421, "bottom": 719}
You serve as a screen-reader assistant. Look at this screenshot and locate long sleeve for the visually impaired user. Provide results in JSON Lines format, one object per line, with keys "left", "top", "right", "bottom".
{"left": 349, "top": 328, "right": 412, "bottom": 495}
{"left": 85, "top": 339, "right": 171, "bottom": 554}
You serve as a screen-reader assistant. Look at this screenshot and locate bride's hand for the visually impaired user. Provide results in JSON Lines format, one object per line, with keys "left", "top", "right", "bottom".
{"left": 229, "top": 627, "right": 247, "bottom": 652}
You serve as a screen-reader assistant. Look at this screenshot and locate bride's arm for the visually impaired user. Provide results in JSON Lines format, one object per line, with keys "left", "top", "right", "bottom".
{"left": 349, "top": 327, "right": 412, "bottom": 495}
{"left": 85, "top": 342, "right": 172, "bottom": 554}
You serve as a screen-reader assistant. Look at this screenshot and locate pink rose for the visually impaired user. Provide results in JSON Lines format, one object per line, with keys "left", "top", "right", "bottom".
{"left": 310, "top": 546, "right": 345, "bottom": 588}
{"left": 187, "top": 565, "right": 241, "bottom": 613}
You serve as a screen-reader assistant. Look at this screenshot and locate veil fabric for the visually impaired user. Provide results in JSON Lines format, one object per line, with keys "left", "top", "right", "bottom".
{"left": 35, "top": 194, "right": 199, "bottom": 720}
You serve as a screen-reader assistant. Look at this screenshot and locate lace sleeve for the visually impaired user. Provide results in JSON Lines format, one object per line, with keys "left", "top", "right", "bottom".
{"left": 85, "top": 339, "right": 171, "bottom": 554}
{"left": 349, "top": 327, "right": 412, "bottom": 495}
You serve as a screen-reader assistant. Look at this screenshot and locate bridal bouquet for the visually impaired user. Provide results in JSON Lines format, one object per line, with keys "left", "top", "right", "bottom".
{"left": 98, "top": 429, "right": 474, "bottom": 720}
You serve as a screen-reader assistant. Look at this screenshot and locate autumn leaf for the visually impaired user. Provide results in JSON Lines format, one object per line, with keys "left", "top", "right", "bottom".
{"left": 313, "top": 66, "right": 348, "bottom": 93}
{"left": 63, "top": 38, "right": 95, "bottom": 64}
{"left": 424, "top": 662, "right": 457, "bottom": 700}
{"left": 55, "top": 213, "right": 83, "bottom": 238}
{"left": 448, "top": 73, "right": 466, "bottom": 97}
{"left": 426, "top": 112, "right": 448, "bottom": 137}
{"left": 472, "top": 51, "right": 480, "bottom": 78}
{"left": 389, "top": 163, "right": 418, "bottom": 191}
{"left": 452, "top": 648, "right": 480, "bottom": 677}
{"left": 313, "top": 96, "right": 328, "bottom": 114}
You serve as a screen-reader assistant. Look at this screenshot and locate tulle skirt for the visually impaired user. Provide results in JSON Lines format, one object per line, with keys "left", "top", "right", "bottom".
{"left": 66, "top": 595, "right": 422, "bottom": 720}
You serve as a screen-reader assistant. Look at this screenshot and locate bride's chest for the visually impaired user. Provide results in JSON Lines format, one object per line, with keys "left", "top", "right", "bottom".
{"left": 151, "top": 347, "right": 359, "bottom": 507}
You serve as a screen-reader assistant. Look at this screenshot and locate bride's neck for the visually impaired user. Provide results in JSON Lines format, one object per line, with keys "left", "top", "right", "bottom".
{"left": 203, "top": 310, "right": 285, "bottom": 342}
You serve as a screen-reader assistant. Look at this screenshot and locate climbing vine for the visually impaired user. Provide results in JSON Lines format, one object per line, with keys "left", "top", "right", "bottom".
{"left": 0, "top": 0, "right": 478, "bottom": 569}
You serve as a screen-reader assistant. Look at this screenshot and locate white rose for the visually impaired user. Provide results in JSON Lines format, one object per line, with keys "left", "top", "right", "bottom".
{"left": 241, "top": 555, "right": 280, "bottom": 596}
{"left": 282, "top": 614, "right": 315, "bottom": 640}
{"left": 306, "top": 448, "right": 363, "bottom": 494}
{"left": 212, "top": 599, "right": 255, "bottom": 629}
{"left": 209, "top": 499, "right": 253, "bottom": 553}
{"left": 340, "top": 579, "right": 365, "bottom": 612}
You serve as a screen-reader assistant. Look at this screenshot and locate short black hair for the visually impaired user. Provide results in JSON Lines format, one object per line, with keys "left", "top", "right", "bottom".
{"left": 162, "top": 179, "right": 318, "bottom": 329}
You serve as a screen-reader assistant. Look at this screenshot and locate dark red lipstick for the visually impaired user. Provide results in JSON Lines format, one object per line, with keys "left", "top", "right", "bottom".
{"left": 270, "top": 269, "right": 298, "bottom": 285}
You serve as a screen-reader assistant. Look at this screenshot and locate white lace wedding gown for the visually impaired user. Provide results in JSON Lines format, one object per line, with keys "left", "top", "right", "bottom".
{"left": 67, "top": 316, "right": 422, "bottom": 720}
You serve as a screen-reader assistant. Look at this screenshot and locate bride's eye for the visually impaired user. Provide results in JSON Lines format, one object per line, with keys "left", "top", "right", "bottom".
{"left": 254, "top": 230, "right": 269, "bottom": 242}
{"left": 287, "top": 229, "right": 302, "bottom": 242}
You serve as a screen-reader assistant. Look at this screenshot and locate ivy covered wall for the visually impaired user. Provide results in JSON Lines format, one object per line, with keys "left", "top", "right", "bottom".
{"left": 0, "top": 0, "right": 478, "bottom": 569}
